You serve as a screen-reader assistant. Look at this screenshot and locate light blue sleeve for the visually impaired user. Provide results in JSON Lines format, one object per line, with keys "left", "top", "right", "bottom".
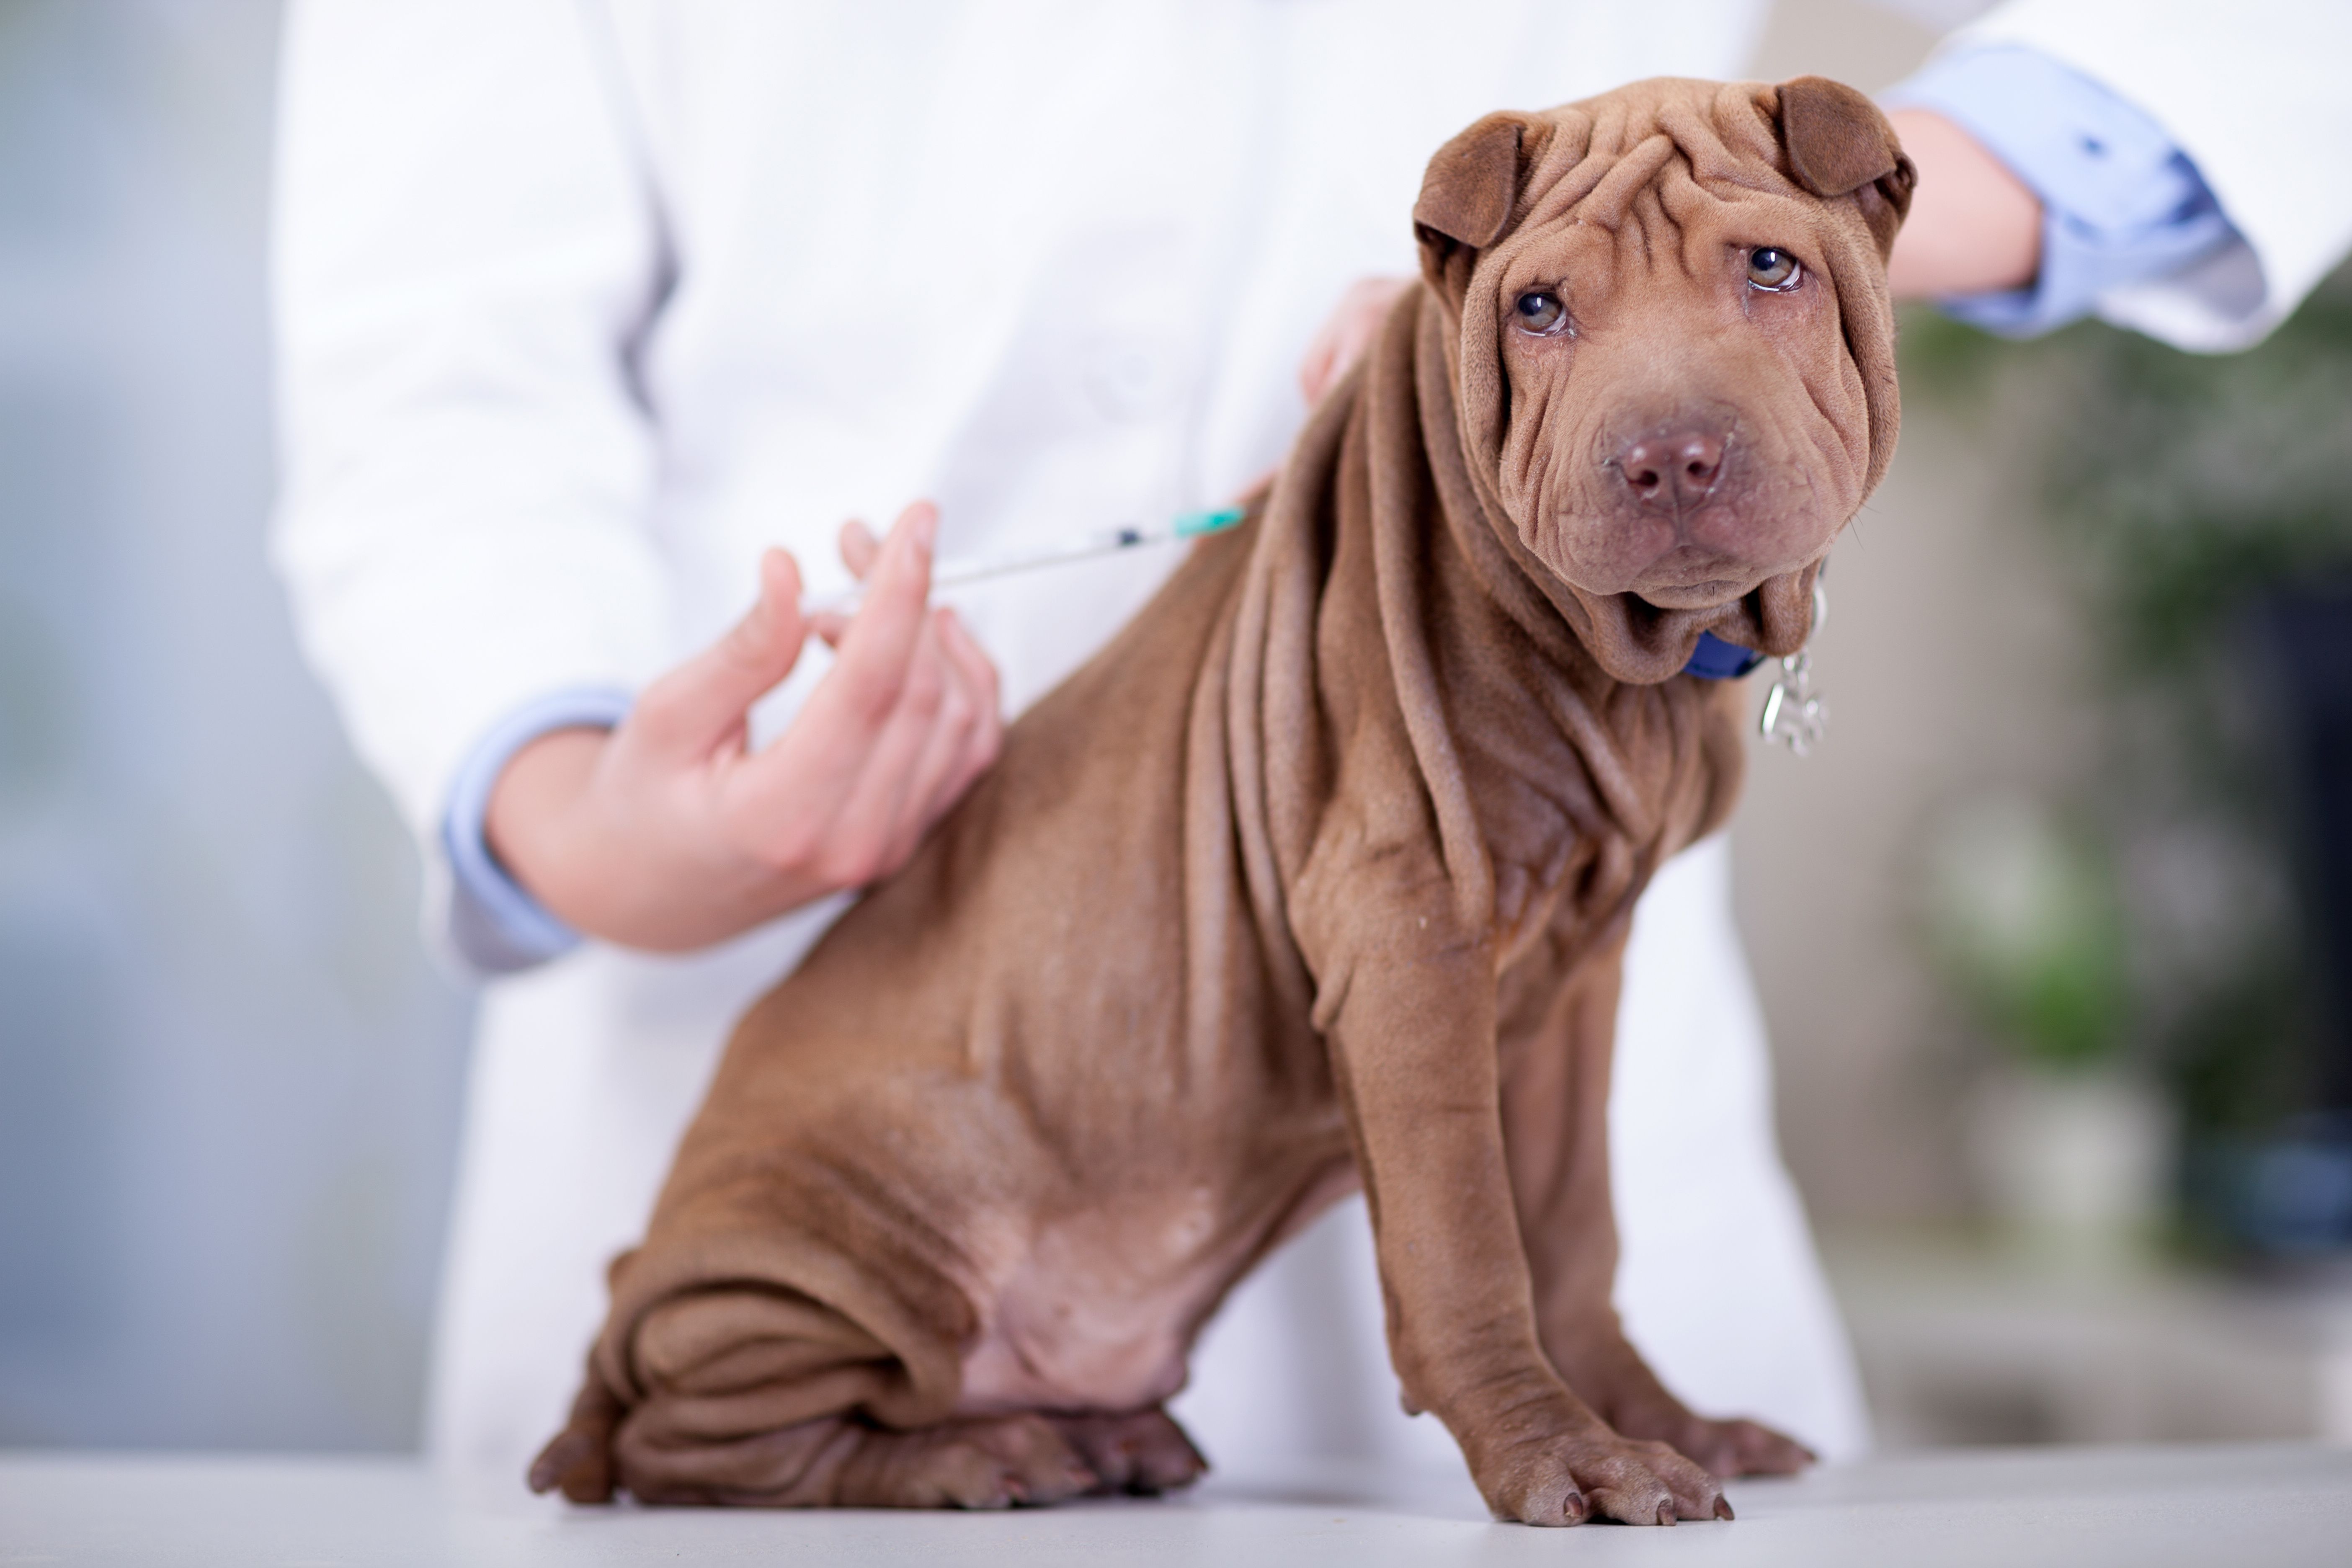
{"left": 1883, "top": 44, "right": 2240, "bottom": 338}
{"left": 439, "top": 686, "right": 633, "bottom": 974}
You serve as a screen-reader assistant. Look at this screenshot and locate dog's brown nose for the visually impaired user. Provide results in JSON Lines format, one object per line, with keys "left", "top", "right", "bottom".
{"left": 1617, "top": 429, "right": 1727, "bottom": 510}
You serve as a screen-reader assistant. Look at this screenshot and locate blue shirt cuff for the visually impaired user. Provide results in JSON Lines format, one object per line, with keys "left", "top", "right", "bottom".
{"left": 1885, "top": 45, "right": 2240, "bottom": 338}
{"left": 439, "top": 686, "right": 634, "bottom": 975}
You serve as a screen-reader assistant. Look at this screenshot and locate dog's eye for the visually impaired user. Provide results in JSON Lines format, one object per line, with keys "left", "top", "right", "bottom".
{"left": 1746, "top": 247, "right": 1801, "bottom": 290}
{"left": 1513, "top": 291, "right": 1568, "bottom": 333}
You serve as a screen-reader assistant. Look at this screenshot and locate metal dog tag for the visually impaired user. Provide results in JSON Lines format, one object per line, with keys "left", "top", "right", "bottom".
{"left": 1759, "top": 574, "right": 1830, "bottom": 756}
{"left": 1759, "top": 650, "right": 1827, "bottom": 755}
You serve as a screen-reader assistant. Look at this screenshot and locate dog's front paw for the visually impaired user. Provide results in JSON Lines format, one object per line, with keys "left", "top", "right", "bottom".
{"left": 1472, "top": 1421, "right": 1730, "bottom": 1527}
{"left": 1653, "top": 1413, "right": 1813, "bottom": 1478}
{"left": 1549, "top": 1329, "right": 1815, "bottom": 1479}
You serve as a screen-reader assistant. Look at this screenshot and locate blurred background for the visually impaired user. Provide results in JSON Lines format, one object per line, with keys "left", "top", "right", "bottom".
{"left": 3, "top": 0, "right": 2349, "bottom": 1456}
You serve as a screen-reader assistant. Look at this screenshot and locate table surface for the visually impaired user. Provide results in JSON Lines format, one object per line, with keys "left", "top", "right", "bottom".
{"left": 4, "top": 1442, "right": 2349, "bottom": 1568}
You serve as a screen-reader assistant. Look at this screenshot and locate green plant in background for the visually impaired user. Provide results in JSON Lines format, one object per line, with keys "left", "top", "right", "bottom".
{"left": 1903, "top": 261, "right": 2352, "bottom": 1171}
{"left": 1924, "top": 797, "right": 2132, "bottom": 1077}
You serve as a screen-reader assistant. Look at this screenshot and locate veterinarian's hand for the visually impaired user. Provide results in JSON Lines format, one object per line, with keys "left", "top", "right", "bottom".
{"left": 1299, "top": 276, "right": 1412, "bottom": 406}
{"left": 1885, "top": 108, "right": 2042, "bottom": 299}
{"left": 485, "top": 500, "right": 1003, "bottom": 951}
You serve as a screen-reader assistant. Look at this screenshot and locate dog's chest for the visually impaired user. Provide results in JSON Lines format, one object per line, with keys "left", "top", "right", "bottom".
{"left": 951, "top": 1189, "right": 1234, "bottom": 1413}
{"left": 951, "top": 1156, "right": 1357, "bottom": 1414}
{"left": 1470, "top": 673, "right": 1736, "bottom": 962}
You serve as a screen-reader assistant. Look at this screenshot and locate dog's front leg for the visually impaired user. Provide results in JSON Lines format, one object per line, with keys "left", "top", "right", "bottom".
{"left": 1318, "top": 923, "right": 1727, "bottom": 1526}
{"left": 1501, "top": 939, "right": 1815, "bottom": 1482}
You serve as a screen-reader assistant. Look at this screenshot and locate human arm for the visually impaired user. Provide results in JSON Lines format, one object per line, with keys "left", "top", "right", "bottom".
{"left": 270, "top": 0, "right": 676, "bottom": 970}
{"left": 1883, "top": 106, "right": 2042, "bottom": 301}
{"left": 273, "top": 3, "right": 1003, "bottom": 967}
{"left": 1885, "top": 0, "right": 2352, "bottom": 349}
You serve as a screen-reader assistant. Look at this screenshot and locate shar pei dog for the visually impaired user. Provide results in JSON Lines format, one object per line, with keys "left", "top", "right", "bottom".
{"left": 531, "top": 74, "right": 1914, "bottom": 1527}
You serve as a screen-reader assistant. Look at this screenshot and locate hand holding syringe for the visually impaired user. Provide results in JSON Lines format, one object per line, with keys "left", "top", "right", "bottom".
{"left": 486, "top": 500, "right": 1006, "bottom": 951}
{"left": 479, "top": 276, "right": 1354, "bottom": 957}
{"left": 486, "top": 498, "right": 1252, "bottom": 951}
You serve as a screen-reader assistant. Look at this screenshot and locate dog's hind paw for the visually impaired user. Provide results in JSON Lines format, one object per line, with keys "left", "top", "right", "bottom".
{"left": 1049, "top": 1407, "right": 1209, "bottom": 1496}
{"left": 529, "top": 1377, "right": 624, "bottom": 1504}
{"left": 833, "top": 1414, "right": 1099, "bottom": 1509}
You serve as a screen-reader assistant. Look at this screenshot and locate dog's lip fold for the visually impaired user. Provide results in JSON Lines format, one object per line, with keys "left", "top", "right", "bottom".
{"left": 1571, "top": 536, "right": 1766, "bottom": 607}
{"left": 1633, "top": 544, "right": 1754, "bottom": 595}
{"left": 1643, "top": 578, "right": 1749, "bottom": 605}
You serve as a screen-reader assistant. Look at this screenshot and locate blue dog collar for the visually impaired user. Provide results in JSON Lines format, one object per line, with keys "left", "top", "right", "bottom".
{"left": 1682, "top": 631, "right": 1765, "bottom": 680}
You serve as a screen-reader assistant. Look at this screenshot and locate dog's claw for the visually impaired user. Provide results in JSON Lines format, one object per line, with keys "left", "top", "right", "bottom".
{"left": 1715, "top": 1496, "right": 1735, "bottom": 1521}
{"left": 1656, "top": 1500, "right": 1676, "bottom": 1526}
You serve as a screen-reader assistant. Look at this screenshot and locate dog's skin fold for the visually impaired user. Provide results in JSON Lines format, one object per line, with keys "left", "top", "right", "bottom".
{"left": 531, "top": 76, "right": 1910, "bottom": 1527}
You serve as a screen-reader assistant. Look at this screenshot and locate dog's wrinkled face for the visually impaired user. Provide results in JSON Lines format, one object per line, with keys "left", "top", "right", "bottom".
{"left": 1417, "top": 77, "right": 1915, "bottom": 678}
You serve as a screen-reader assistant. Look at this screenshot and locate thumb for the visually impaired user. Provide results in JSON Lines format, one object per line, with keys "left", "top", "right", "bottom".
{"left": 633, "top": 549, "right": 806, "bottom": 758}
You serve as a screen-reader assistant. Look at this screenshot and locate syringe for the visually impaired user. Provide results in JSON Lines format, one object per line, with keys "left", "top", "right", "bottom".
{"left": 803, "top": 506, "right": 1248, "bottom": 616}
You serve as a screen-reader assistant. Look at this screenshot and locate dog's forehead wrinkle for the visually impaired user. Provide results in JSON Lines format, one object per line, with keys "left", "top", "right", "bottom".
{"left": 1531, "top": 134, "right": 1810, "bottom": 281}
{"left": 1571, "top": 132, "right": 1677, "bottom": 233}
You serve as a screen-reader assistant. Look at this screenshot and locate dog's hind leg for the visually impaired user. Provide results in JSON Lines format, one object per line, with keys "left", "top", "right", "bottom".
{"left": 611, "top": 1409, "right": 1104, "bottom": 1508}
{"left": 535, "top": 1278, "right": 1107, "bottom": 1508}
{"left": 651, "top": 1406, "right": 1210, "bottom": 1507}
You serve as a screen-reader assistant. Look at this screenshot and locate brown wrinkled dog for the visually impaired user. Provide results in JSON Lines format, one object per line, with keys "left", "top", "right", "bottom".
{"left": 532, "top": 76, "right": 1913, "bottom": 1527}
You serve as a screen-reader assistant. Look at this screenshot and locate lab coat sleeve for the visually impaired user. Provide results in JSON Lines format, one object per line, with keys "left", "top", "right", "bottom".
{"left": 439, "top": 686, "right": 634, "bottom": 974}
{"left": 1885, "top": 46, "right": 2238, "bottom": 339}
{"left": 1943, "top": 0, "right": 2352, "bottom": 351}
{"left": 269, "top": 0, "right": 673, "bottom": 859}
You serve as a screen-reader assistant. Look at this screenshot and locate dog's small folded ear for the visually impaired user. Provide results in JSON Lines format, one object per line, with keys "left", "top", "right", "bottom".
{"left": 1415, "top": 111, "right": 1549, "bottom": 307}
{"left": 1775, "top": 75, "right": 1917, "bottom": 258}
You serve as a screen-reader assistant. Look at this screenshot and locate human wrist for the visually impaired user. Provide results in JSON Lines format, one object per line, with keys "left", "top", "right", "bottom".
{"left": 484, "top": 725, "right": 839, "bottom": 952}
{"left": 1883, "top": 108, "right": 2041, "bottom": 300}
{"left": 483, "top": 725, "right": 611, "bottom": 933}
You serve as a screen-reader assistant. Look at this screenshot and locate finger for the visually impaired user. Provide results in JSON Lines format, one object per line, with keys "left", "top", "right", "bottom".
{"left": 838, "top": 517, "right": 881, "bottom": 580}
{"left": 822, "top": 616, "right": 956, "bottom": 882}
{"left": 632, "top": 548, "right": 806, "bottom": 759}
{"left": 1301, "top": 276, "right": 1410, "bottom": 405}
{"left": 929, "top": 607, "right": 1003, "bottom": 806}
{"left": 720, "top": 616, "right": 946, "bottom": 886}
{"left": 714, "top": 511, "right": 936, "bottom": 861}
{"left": 1297, "top": 326, "right": 1340, "bottom": 406}
{"left": 784, "top": 500, "right": 936, "bottom": 768}
{"left": 880, "top": 614, "right": 985, "bottom": 859}
{"left": 1322, "top": 316, "right": 1376, "bottom": 399}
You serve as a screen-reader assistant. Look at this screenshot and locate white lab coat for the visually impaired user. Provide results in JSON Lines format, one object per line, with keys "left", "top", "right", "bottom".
{"left": 271, "top": 0, "right": 2347, "bottom": 1488}
{"left": 1956, "top": 0, "right": 2352, "bottom": 352}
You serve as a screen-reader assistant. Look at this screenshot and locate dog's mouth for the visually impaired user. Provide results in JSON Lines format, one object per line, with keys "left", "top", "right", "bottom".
{"left": 1637, "top": 556, "right": 1752, "bottom": 601}
{"left": 1622, "top": 544, "right": 1765, "bottom": 608}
